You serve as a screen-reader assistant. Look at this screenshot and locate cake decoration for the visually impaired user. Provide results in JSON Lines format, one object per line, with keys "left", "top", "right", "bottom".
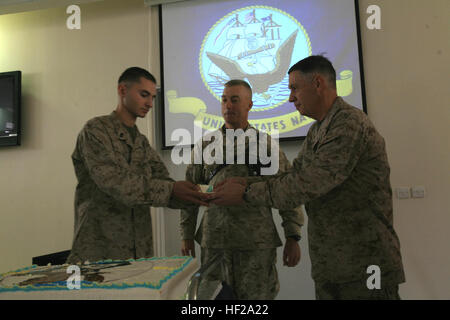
{"left": 0, "top": 256, "right": 198, "bottom": 299}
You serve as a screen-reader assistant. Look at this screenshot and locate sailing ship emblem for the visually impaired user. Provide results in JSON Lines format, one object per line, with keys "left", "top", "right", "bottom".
{"left": 200, "top": 6, "right": 312, "bottom": 111}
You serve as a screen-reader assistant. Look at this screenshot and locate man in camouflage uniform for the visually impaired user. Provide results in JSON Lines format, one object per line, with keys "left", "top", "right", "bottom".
{"left": 67, "top": 67, "right": 207, "bottom": 264}
{"left": 180, "top": 80, "right": 304, "bottom": 299}
{"left": 210, "top": 56, "right": 405, "bottom": 299}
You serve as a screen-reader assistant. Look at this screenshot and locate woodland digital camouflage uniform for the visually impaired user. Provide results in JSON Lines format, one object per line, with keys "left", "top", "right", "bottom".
{"left": 245, "top": 97, "right": 405, "bottom": 295}
{"left": 67, "top": 111, "right": 182, "bottom": 264}
{"left": 180, "top": 124, "right": 304, "bottom": 299}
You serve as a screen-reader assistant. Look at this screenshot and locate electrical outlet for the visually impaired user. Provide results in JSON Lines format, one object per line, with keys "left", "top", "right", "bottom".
{"left": 411, "top": 186, "right": 426, "bottom": 198}
{"left": 396, "top": 187, "right": 410, "bottom": 199}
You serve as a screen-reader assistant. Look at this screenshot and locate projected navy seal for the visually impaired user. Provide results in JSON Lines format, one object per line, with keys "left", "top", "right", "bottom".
{"left": 199, "top": 6, "right": 312, "bottom": 112}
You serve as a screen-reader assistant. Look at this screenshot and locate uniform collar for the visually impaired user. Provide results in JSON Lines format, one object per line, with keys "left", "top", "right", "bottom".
{"left": 220, "top": 122, "right": 254, "bottom": 134}
{"left": 109, "top": 111, "right": 141, "bottom": 146}
{"left": 315, "top": 97, "right": 344, "bottom": 131}
{"left": 219, "top": 122, "right": 259, "bottom": 156}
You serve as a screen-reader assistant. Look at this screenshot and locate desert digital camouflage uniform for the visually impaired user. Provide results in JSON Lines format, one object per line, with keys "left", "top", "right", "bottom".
{"left": 245, "top": 97, "right": 405, "bottom": 298}
{"left": 314, "top": 279, "right": 400, "bottom": 300}
{"left": 67, "top": 111, "right": 179, "bottom": 264}
{"left": 180, "top": 124, "right": 304, "bottom": 299}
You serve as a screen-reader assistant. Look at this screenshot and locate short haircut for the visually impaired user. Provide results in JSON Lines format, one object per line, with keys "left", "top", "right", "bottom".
{"left": 288, "top": 55, "right": 336, "bottom": 88}
{"left": 224, "top": 79, "right": 252, "bottom": 97}
{"left": 118, "top": 67, "right": 156, "bottom": 85}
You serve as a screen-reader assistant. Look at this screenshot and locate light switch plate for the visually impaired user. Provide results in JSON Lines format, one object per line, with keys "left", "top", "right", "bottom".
{"left": 411, "top": 186, "right": 426, "bottom": 198}
{"left": 396, "top": 187, "right": 410, "bottom": 199}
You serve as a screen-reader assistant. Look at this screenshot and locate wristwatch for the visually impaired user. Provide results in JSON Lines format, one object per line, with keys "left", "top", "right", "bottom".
{"left": 242, "top": 185, "right": 251, "bottom": 203}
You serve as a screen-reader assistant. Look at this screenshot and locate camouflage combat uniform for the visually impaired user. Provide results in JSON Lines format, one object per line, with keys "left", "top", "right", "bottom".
{"left": 244, "top": 97, "right": 405, "bottom": 299}
{"left": 67, "top": 111, "right": 177, "bottom": 264}
{"left": 180, "top": 124, "right": 304, "bottom": 300}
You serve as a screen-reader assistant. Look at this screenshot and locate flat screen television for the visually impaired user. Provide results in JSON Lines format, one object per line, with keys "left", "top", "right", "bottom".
{"left": 0, "top": 71, "right": 21, "bottom": 147}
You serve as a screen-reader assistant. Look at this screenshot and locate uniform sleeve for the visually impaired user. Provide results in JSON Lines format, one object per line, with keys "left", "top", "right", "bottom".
{"left": 76, "top": 122, "right": 174, "bottom": 208}
{"left": 142, "top": 142, "right": 190, "bottom": 210}
{"left": 246, "top": 114, "right": 367, "bottom": 210}
{"left": 275, "top": 148, "right": 305, "bottom": 239}
{"left": 179, "top": 149, "right": 203, "bottom": 240}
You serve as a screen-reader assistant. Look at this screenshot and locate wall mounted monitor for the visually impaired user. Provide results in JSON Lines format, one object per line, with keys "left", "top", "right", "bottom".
{"left": 0, "top": 71, "right": 21, "bottom": 147}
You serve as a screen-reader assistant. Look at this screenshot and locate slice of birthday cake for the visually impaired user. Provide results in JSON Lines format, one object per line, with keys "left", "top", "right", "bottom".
{"left": 0, "top": 256, "right": 198, "bottom": 300}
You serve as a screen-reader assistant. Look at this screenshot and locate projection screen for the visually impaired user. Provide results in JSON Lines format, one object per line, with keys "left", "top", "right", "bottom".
{"left": 160, "top": 0, "right": 366, "bottom": 148}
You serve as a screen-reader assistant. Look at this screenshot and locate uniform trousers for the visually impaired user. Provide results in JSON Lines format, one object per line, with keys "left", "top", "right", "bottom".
{"left": 315, "top": 280, "right": 400, "bottom": 300}
{"left": 200, "top": 247, "right": 279, "bottom": 300}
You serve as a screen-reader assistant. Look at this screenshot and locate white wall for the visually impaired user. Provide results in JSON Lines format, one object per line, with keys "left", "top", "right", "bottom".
{"left": 358, "top": 0, "right": 450, "bottom": 299}
{"left": 0, "top": 0, "right": 449, "bottom": 300}
{"left": 0, "top": 0, "right": 154, "bottom": 273}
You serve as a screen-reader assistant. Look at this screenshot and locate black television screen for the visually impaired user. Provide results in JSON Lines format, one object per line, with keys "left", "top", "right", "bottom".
{"left": 160, "top": 0, "right": 366, "bottom": 148}
{"left": 0, "top": 71, "right": 21, "bottom": 147}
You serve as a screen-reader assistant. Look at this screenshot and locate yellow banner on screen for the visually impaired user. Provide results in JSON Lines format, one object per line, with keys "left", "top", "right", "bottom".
{"left": 167, "top": 70, "right": 353, "bottom": 134}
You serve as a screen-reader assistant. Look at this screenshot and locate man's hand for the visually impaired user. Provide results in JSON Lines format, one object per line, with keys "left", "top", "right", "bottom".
{"left": 283, "top": 238, "right": 301, "bottom": 267}
{"left": 172, "top": 181, "right": 209, "bottom": 206}
{"left": 181, "top": 239, "right": 196, "bottom": 257}
{"left": 207, "top": 178, "right": 247, "bottom": 206}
